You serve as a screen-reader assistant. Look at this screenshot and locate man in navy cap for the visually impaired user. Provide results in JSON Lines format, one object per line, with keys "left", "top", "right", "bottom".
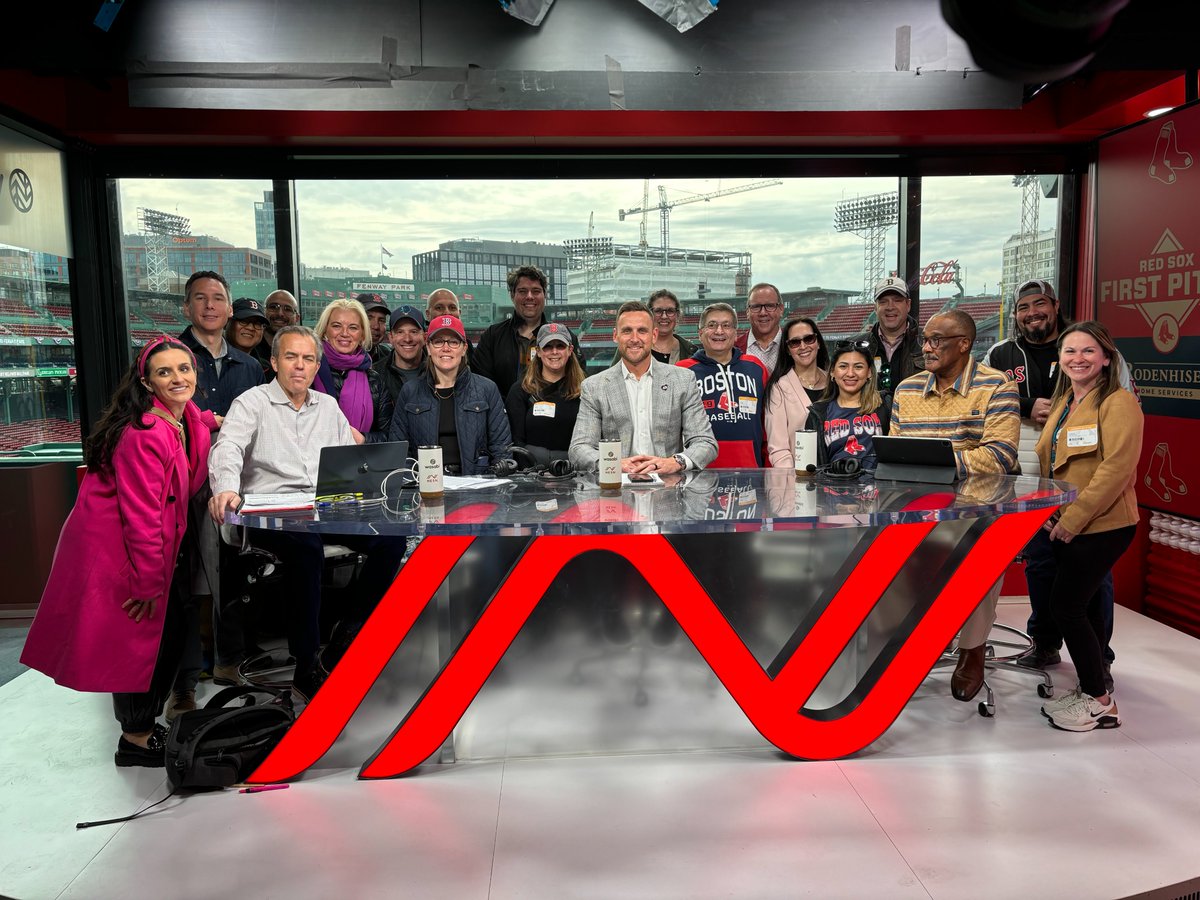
{"left": 357, "top": 293, "right": 392, "bottom": 364}
{"left": 373, "top": 304, "right": 428, "bottom": 402}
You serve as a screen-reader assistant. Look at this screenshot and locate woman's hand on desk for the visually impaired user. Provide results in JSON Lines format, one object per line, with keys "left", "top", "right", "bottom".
{"left": 209, "top": 491, "right": 243, "bottom": 524}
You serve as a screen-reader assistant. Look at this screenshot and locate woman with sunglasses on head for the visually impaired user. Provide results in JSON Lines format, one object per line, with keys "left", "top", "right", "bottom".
{"left": 1035, "top": 321, "right": 1142, "bottom": 733}
{"left": 389, "top": 315, "right": 513, "bottom": 475}
{"left": 506, "top": 322, "right": 585, "bottom": 463}
{"left": 22, "top": 337, "right": 217, "bottom": 767}
{"left": 804, "top": 338, "right": 891, "bottom": 472}
{"left": 765, "top": 316, "right": 830, "bottom": 468}
{"left": 312, "top": 298, "right": 394, "bottom": 444}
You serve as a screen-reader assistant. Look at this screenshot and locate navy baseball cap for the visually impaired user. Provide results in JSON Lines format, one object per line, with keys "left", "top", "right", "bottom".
{"left": 232, "top": 298, "right": 268, "bottom": 323}
{"left": 389, "top": 305, "right": 427, "bottom": 331}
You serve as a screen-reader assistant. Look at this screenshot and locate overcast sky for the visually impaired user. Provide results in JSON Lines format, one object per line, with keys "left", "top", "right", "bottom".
{"left": 118, "top": 176, "right": 1057, "bottom": 299}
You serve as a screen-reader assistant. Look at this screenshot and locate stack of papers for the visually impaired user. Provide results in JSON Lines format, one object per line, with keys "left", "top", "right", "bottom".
{"left": 239, "top": 492, "right": 315, "bottom": 513}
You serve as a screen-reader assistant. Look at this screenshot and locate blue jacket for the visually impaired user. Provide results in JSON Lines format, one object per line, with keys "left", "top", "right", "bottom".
{"left": 388, "top": 369, "right": 513, "bottom": 475}
{"left": 178, "top": 328, "right": 265, "bottom": 418}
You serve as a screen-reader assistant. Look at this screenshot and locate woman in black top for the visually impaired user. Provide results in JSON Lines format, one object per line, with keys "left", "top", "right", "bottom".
{"left": 505, "top": 322, "right": 585, "bottom": 461}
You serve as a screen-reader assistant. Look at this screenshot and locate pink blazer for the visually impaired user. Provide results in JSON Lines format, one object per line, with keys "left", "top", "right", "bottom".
{"left": 21, "top": 400, "right": 212, "bottom": 693}
{"left": 765, "top": 369, "right": 816, "bottom": 468}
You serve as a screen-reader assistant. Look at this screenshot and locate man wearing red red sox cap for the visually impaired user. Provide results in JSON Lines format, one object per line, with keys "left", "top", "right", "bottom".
{"left": 388, "top": 315, "right": 513, "bottom": 476}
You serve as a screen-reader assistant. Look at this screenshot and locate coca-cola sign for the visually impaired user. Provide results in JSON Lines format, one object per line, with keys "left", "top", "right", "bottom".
{"left": 920, "top": 260, "right": 959, "bottom": 285}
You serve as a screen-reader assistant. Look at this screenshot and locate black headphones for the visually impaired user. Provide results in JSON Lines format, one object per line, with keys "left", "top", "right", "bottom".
{"left": 495, "top": 446, "right": 576, "bottom": 482}
{"left": 816, "top": 457, "right": 865, "bottom": 481}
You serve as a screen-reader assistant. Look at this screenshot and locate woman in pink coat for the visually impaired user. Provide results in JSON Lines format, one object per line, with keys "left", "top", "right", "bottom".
{"left": 21, "top": 336, "right": 214, "bottom": 767}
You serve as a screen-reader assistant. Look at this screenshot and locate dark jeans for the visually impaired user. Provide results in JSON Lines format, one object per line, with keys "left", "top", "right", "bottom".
{"left": 246, "top": 530, "right": 406, "bottom": 674}
{"left": 175, "top": 513, "right": 247, "bottom": 693}
{"left": 112, "top": 559, "right": 189, "bottom": 734}
{"left": 1024, "top": 527, "right": 1116, "bottom": 663}
{"left": 1049, "top": 526, "right": 1136, "bottom": 697}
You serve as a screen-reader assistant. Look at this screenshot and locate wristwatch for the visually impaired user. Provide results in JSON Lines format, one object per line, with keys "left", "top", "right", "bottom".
{"left": 672, "top": 453, "right": 688, "bottom": 472}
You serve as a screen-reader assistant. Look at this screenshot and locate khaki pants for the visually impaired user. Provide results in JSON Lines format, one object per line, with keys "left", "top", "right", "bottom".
{"left": 959, "top": 577, "right": 1003, "bottom": 650}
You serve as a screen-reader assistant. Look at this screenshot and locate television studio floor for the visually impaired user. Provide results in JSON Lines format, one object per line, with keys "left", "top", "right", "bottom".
{"left": 4, "top": 599, "right": 1200, "bottom": 900}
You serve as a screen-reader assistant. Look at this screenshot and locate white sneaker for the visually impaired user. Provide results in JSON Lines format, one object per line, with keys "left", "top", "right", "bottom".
{"left": 1040, "top": 687, "right": 1083, "bottom": 719}
{"left": 1048, "top": 692, "right": 1120, "bottom": 732}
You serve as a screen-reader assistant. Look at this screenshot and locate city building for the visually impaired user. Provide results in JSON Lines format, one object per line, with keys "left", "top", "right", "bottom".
{"left": 120, "top": 234, "right": 275, "bottom": 293}
{"left": 413, "top": 238, "right": 568, "bottom": 303}
{"left": 254, "top": 190, "right": 275, "bottom": 251}
{"left": 564, "top": 240, "right": 749, "bottom": 307}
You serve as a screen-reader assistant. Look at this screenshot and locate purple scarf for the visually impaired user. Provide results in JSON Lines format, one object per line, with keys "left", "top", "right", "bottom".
{"left": 314, "top": 342, "right": 373, "bottom": 433}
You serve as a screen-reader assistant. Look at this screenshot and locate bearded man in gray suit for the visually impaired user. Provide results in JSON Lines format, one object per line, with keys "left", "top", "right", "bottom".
{"left": 569, "top": 300, "right": 718, "bottom": 475}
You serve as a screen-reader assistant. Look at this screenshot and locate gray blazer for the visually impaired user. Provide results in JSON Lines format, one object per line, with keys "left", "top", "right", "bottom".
{"left": 568, "top": 359, "right": 718, "bottom": 473}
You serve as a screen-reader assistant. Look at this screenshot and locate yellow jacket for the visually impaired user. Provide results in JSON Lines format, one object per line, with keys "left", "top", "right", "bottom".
{"left": 1034, "top": 387, "right": 1142, "bottom": 536}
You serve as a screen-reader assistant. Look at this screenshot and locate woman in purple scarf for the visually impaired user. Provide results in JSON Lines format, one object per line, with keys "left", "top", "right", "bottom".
{"left": 312, "top": 299, "right": 394, "bottom": 443}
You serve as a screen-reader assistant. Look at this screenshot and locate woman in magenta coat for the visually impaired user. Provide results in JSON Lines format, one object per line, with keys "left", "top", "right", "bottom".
{"left": 21, "top": 336, "right": 214, "bottom": 767}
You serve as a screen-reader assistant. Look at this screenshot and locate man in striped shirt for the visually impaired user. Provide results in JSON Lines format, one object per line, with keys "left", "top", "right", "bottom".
{"left": 891, "top": 309, "right": 1020, "bottom": 703}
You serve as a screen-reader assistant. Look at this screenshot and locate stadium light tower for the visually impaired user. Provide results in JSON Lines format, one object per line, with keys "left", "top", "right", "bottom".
{"left": 834, "top": 192, "right": 899, "bottom": 302}
{"left": 138, "top": 208, "right": 191, "bottom": 294}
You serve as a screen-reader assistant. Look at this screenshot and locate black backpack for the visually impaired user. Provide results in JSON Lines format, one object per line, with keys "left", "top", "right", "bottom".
{"left": 165, "top": 685, "right": 296, "bottom": 790}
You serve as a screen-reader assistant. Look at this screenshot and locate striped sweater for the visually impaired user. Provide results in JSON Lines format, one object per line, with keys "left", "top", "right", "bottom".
{"left": 890, "top": 357, "right": 1020, "bottom": 476}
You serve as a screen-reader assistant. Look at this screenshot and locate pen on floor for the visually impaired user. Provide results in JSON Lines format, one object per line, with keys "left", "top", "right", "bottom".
{"left": 239, "top": 784, "right": 290, "bottom": 794}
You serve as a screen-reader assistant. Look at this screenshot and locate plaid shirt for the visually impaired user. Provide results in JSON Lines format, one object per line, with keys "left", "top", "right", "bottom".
{"left": 890, "top": 357, "right": 1020, "bottom": 476}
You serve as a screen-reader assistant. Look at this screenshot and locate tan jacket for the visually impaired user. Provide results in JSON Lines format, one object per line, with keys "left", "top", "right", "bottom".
{"left": 765, "top": 369, "right": 815, "bottom": 468}
{"left": 1034, "top": 387, "right": 1142, "bottom": 536}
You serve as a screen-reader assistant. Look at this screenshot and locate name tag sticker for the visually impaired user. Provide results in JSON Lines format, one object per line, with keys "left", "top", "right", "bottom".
{"left": 1066, "top": 426, "right": 1098, "bottom": 448}
{"left": 738, "top": 396, "right": 758, "bottom": 416}
{"left": 535, "top": 499, "right": 559, "bottom": 512}
{"left": 532, "top": 402, "right": 556, "bottom": 418}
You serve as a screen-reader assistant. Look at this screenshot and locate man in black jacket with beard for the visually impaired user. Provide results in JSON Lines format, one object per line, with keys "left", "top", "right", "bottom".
{"left": 858, "top": 275, "right": 925, "bottom": 394}
{"left": 473, "top": 265, "right": 581, "bottom": 400}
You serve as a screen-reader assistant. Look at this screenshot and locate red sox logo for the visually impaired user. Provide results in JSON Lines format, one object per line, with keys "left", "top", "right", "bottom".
{"left": 247, "top": 495, "right": 1054, "bottom": 782}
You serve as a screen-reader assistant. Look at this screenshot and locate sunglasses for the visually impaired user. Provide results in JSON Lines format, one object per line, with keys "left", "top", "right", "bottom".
{"left": 835, "top": 338, "right": 872, "bottom": 353}
{"left": 786, "top": 334, "right": 819, "bottom": 349}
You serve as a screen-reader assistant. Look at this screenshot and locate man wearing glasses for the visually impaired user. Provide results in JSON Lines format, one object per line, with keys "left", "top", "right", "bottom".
{"left": 891, "top": 310, "right": 1020, "bottom": 703}
{"left": 258, "top": 289, "right": 300, "bottom": 362}
{"left": 735, "top": 282, "right": 785, "bottom": 371}
{"left": 679, "top": 303, "right": 770, "bottom": 467}
{"left": 570, "top": 301, "right": 717, "bottom": 476}
{"left": 861, "top": 275, "right": 925, "bottom": 394}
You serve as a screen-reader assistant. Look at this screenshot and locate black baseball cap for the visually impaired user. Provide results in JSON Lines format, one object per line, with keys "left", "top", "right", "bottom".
{"left": 231, "top": 298, "right": 268, "bottom": 323}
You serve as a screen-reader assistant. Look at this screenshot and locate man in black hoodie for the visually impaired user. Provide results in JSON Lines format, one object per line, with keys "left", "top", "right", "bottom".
{"left": 859, "top": 275, "right": 925, "bottom": 394}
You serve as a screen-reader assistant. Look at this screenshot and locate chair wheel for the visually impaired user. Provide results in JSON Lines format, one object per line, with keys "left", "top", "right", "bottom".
{"left": 978, "top": 701, "right": 994, "bottom": 717}
{"left": 1037, "top": 683, "right": 1052, "bottom": 698}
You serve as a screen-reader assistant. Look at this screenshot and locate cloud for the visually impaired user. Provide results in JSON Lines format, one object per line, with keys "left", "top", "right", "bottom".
{"left": 119, "top": 175, "right": 1057, "bottom": 299}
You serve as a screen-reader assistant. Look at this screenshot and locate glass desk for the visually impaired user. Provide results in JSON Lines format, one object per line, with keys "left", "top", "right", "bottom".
{"left": 236, "top": 469, "right": 1075, "bottom": 781}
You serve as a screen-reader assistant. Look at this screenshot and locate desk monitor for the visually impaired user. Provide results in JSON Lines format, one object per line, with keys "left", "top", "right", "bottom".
{"left": 315, "top": 441, "right": 410, "bottom": 501}
{"left": 873, "top": 436, "right": 958, "bottom": 484}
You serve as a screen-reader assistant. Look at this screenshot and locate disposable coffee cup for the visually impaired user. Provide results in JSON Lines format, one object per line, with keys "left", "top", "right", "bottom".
{"left": 794, "top": 430, "right": 817, "bottom": 479}
{"left": 598, "top": 440, "right": 622, "bottom": 489}
{"left": 418, "top": 445, "right": 444, "bottom": 499}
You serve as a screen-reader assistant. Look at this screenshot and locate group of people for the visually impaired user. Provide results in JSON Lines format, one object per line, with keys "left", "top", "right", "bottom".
{"left": 20, "top": 265, "right": 1145, "bottom": 768}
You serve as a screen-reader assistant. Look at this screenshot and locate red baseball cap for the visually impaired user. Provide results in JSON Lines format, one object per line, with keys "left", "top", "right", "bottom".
{"left": 427, "top": 315, "right": 467, "bottom": 342}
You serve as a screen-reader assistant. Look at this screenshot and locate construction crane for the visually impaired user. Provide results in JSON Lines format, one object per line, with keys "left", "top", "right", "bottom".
{"left": 619, "top": 180, "right": 783, "bottom": 266}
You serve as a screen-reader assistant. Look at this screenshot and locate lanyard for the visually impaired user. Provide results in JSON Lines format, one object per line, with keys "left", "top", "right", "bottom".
{"left": 1047, "top": 401, "right": 1071, "bottom": 477}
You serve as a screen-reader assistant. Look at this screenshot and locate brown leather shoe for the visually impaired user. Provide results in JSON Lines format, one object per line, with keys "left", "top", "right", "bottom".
{"left": 950, "top": 645, "right": 986, "bottom": 701}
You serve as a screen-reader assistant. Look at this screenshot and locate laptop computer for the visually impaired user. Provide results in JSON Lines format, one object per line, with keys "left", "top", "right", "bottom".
{"left": 872, "top": 436, "right": 959, "bottom": 484}
{"left": 314, "top": 441, "right": 411, "bottom": 503}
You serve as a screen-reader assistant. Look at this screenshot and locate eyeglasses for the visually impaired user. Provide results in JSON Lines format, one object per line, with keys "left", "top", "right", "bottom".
{"left": 429, "top": 337, "right": 464, "bottom": 348}
{"left": 748, "top": 303, "right": 781, "bottom": 313}
{"left": 920, "top": 333, "right": 967, "bottom": 349}
{"left": 786, "top": 334, "right": 819, "bottom": 349}
{"left": 651, "top": 308, "right": 678, "bottom": 318}
{"left": 265, "top": 303, "right": 296, "bottom": 314}
{"left": 703, "top": 321, "right": 736, "bottom": 332}
{"left": 834, "top": 338, "right": 871, "bottom": 353}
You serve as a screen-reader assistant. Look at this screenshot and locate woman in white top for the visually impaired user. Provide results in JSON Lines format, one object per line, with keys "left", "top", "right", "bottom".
{"left": 764, "top": 316, "right": 830, "bottom": 468}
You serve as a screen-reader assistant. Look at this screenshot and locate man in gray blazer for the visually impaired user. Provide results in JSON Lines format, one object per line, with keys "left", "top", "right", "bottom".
{"left": 570, "top": 301, "right": 718, "bottom": 475}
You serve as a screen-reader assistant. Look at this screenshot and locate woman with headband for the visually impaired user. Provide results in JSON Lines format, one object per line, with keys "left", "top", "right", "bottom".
{"left": 22, "top": 336, "right": 217, "bottom": 768}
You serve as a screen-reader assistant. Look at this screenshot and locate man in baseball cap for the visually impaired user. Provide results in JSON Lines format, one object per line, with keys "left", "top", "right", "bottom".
{"left": 857, "top": 274, "right": 925, "bottom": 394}
{"left": 227, "top": 297, "right": 272, "bottom": 370}
{"left": 357, "top": 293, "right": 392, "bottom": 363}
{"left": 373, "top": 304, "right": 428, "bottom": 402}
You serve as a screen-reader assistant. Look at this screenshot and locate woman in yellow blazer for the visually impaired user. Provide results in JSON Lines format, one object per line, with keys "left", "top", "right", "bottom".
{"left": 1035, "top": 321, "right": 1142, "bottom": 733}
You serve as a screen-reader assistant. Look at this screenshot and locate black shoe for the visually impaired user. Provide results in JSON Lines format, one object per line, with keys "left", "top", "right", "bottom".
{"left": 115, "top": 723, "right": 168, "bottom": 768}
{"left": 292, "top": 663, "right": 327, "bottom": 705}
{"left": 1016, "top": 645, "right": 1061, "bottom": 670}
{"left": 319, "top": 619, "right": 363, "bottom": 676}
